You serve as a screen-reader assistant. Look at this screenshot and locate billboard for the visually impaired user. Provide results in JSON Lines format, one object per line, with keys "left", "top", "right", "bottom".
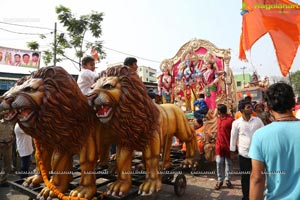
{"left": 0, "top": 46, "right": 40, "bottom": 68}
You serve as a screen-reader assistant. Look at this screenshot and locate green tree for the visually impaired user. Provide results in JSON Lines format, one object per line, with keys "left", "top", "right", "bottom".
{"left": 290, "top": 70, "right": 300, "bottom": 96}
{"left": 27, "top": 5, "right": 106, "bottom": 70}
{"left": 27, "top": 41, "right": 39, "bottom": 51}
{"left": 56, "top": 5, "right": 106, "bottom": 70}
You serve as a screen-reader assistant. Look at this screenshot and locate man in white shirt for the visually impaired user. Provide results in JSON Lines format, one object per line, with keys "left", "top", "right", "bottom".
{"left": 296, "top": 109, "right": 300, "bottom": 119}
{"left": 77, "top": 56, "right": 98, "bottom": 95}
{"left": 230, "top": 99, "right": 264, "bottom": 200}
{"left": 14, "top": 123, "right": 34, "bottom": 178}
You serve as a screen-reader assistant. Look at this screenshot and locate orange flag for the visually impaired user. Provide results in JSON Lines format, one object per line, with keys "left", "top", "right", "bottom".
{"left": 90, "top": 47, "right": 99, "bottom": 62}
{"left": 239, "top": 0, "right": 300, "bottom": 76}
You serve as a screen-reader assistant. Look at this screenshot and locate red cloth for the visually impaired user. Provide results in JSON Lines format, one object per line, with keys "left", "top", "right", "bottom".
{"left": 216, "top": 115, "right": 234, "bottom": 158}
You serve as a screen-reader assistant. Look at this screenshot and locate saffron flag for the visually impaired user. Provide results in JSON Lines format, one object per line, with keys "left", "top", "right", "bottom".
{"left": 90, "top": 47, "right": 99, "bottom": 62}
{"left": 239, "top": 0, "right": 300, "bottom": 76}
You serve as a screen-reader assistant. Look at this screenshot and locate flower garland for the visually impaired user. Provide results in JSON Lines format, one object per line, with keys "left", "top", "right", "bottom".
{"left": 33, "top": 139, "right": 89, "bottom": 200}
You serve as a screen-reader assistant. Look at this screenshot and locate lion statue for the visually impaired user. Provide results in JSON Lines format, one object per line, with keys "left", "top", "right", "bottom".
{"left": 0, "top": 66, "right": 101, "bottom": 199}
{"left": 87, "top": 66, "right": 197, "bottom": 196}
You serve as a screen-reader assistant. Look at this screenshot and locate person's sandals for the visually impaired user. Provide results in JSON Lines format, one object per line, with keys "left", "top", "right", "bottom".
{"left": 226, "top": 181, "right": 233, "bottom": 189}
{"left": 215, "top": 181, "right": 223, "bottom": 190}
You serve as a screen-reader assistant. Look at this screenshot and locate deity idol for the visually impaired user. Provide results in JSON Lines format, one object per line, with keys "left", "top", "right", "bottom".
{"left": 158, "top": 66, "right": 174, "bottom": 103}
{"left": 202, "top": 53, "right": 223, "bottom": 110}
{"left": 177, "top": 51, "right": 202, "bottom": 111}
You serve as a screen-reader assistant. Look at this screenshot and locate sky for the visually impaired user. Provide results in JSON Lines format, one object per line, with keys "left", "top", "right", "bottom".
{"left": 0, "top": 0, "right": 299, "bottom": 77}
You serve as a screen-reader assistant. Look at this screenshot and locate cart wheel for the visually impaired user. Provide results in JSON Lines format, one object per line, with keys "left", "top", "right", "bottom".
{"left": 174, "top": 174, "right": 186, "bottom": 196}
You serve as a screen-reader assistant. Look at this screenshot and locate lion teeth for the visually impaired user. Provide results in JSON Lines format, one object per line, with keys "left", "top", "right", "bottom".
{"left": 96, "top": 107, "right": 112, "bottom": 118}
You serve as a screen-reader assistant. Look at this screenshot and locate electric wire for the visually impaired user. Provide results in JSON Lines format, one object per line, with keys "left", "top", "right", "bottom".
{"left": 0, "top": 21, "right": 162, "bottom": 64}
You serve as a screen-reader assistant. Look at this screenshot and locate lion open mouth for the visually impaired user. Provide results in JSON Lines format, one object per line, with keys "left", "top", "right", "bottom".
{"left": 3, "top": 110, "right": 18, "bottom": 121}
{"left": 17, "top": 107, "right": 35, "bottom": 122}
{"left": 96, "top": 105, "right": 112, "bottom": 118}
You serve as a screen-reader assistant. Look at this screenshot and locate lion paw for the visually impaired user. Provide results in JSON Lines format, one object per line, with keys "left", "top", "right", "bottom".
{"left": 36, "top": 186, "right": 58, "bottom": 199}
{"left": 107, "top": 180, "right": 132, "bottom": 196}
{"left": 36, "top": 181, "right": 69, "bottom": 200}
{"left": 23, "top": 174, "right": 43, "bottom": 187}
{"left": 69, "top": 184, "right": 96, "bottom": 199}
{"left": 138, "top": 179, "right": 161, "bottom": 195}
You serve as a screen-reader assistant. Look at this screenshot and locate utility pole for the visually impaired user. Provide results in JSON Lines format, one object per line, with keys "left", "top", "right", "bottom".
{"left": 53, "top": 22, "right": 57, "bottom": 66}
{"left": 288, "top": 72, "right": 292, "bottom": 85}
{"left": 241, "top": 66, "right": 247, "bottom": 87}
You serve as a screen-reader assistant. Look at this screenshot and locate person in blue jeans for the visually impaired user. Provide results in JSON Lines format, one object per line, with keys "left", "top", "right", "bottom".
{"left": 249, "top": 82, "right": 300, "bottom": 200}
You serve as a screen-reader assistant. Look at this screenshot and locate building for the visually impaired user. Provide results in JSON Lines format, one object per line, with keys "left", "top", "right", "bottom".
{"left": 137, "top": 65, "right": 157, "bottom": 83}
{"left": 107, "top": 63, "right": 157, "bottom": 83}
{"left": 0, "top": 64, "right": 79, "bottom": 95}
{"left": 0, "top": 74, "right": 22, "bottom": 95}
{"left": 107, "top": 62, "right": 158, "bottom": 94}
{"left": 234, "top": 73, "right": 251, "bottom": 90}
{"left": 0, "top": 64, "right": 31, "bottom": 95}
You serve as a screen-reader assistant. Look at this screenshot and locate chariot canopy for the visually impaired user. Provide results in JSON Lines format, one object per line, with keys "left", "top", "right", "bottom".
{"left": 159, "top": 38, "right": 237, "bottom": 112}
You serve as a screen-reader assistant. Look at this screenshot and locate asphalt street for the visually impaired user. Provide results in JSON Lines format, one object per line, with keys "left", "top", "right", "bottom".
{"left": 0, "top": 159, "right": 243, "bottom": 200}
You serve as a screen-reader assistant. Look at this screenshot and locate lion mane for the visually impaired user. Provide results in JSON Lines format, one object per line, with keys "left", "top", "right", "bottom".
{"left": 19, "top": 67, "right": 98, "bottom": 153}
{"left": 99, "top": 66, "right": 160, "bottom": 150}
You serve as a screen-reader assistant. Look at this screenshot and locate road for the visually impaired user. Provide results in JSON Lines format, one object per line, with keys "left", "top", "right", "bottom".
{"left": 1, "top": 159, "right": 243, "bottom": 200}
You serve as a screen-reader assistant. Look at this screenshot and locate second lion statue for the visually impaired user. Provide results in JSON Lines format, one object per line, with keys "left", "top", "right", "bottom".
{"left": 88, "top": 66, "right": 197, "bottom": 196}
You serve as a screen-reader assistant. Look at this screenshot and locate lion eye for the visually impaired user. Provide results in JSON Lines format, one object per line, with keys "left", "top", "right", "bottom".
{"left": 103, "top": 83, "right": 114, "bottom": 90}
{"left": 23, "top": 87, "right": 36, "bottom": 92}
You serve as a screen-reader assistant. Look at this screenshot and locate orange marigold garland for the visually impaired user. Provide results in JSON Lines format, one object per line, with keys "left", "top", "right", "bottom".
{"left": 33, "top": 139, "right": 89, "bottom": 200}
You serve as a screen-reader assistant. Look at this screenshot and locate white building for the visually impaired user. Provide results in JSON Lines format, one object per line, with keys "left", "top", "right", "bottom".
{"left": 137, "top": 65, "right": 157, "bottom": 83}
{"left": 107, "top": 62, "right": 157, "bottom": 83}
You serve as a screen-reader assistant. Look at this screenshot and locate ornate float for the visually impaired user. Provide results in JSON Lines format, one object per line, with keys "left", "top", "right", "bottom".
{"left": 158, "top": 38, "right": 237, "bottom": 161}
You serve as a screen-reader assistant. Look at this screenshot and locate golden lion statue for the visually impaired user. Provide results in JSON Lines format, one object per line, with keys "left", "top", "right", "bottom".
{"left": 0, "top": 66, "right": 101, "bottom": 199}
{"left": 87, "top": 66, "right": 197, "bottom": 196}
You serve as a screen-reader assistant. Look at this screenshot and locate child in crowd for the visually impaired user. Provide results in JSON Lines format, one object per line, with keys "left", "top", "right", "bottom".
{"left": 77, "top": 56, "right": 98, "bottom": 95}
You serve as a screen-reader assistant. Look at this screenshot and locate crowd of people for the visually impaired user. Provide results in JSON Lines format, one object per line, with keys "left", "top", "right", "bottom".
{"left": 179, "top": 79, "right": 300, "bottom": 200}
{"left": 208, "top": 82, "right": 299, "bottom": 200}
{"left": 141, "top": 50, "right": 299, "bottom": 199}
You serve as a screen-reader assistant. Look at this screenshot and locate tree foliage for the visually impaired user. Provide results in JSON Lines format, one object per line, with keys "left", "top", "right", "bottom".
{"left": 289, "top": 70, "right": 300, "bottom": 96}
{"left": 27, "top": 5, "right": 106, "bottom": 69}
{"left": 55, "top": 5, "right": 106, "bottom": 70}
{"left": 27, "top": 41, "right": 39, "bottom": 51}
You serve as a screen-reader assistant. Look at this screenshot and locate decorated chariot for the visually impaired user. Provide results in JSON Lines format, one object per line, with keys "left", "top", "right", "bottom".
{"left": 158, "top": 38, "right": 237, "bottom": 161}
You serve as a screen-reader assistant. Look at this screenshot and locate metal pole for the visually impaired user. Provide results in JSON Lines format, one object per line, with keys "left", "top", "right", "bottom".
{"left": 53, "top": 22, "right": 57, "bottom": 66}
{"left": 241, "top": 66, "right": 246, "bottom": 87}
{"left": 288, "top": 72, "right": 292, "bottom": 85}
